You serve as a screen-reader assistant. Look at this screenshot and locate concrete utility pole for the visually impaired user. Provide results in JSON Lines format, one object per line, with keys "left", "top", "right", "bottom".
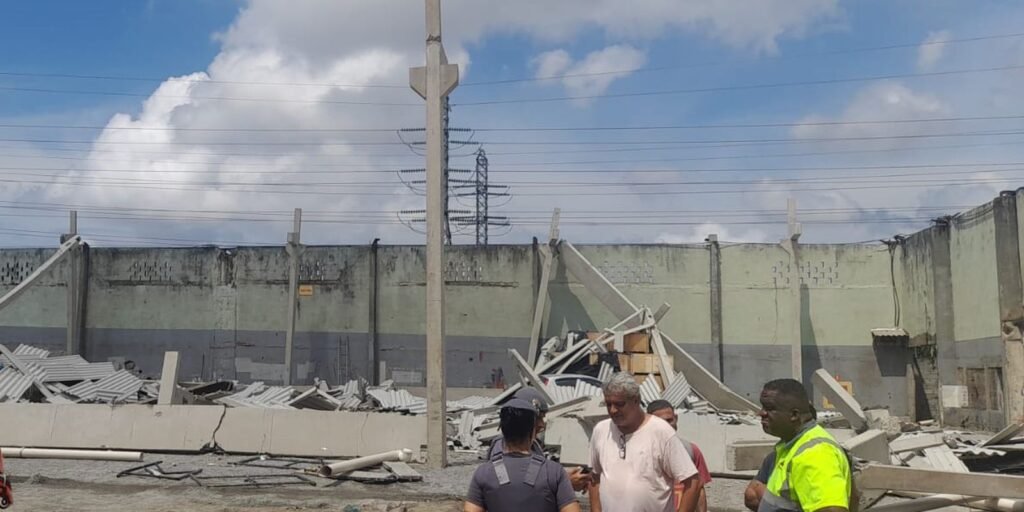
{"left": 410, "top": 0, "right": 459, "bottom": 469}
{"left": 707, "top": 233, "right": 724, "bottom": 380}
{"left": 782, "top": 198, "right": 803, "bottom": 382}
{"left": 284, "top": 208, "right": 304, "bottom": 386}
{"left": 62, "top": 210, "right": 84, "bottom": 355}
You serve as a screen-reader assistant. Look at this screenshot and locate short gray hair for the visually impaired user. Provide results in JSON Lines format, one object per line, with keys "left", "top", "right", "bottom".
{"left": 603, "top": 372, "right": 641, "bottom": 402}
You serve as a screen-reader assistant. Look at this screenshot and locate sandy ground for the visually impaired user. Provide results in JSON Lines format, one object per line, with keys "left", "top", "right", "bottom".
{"left": 4, "top": 452, "right": 752, "bottom": 511}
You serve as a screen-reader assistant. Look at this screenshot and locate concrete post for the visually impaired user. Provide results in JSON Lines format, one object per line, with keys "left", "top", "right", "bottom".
{"left": 284, "top": 208, "right": 303, "bottom": 386}
{"left": 368, "top": 238, "right": 380, "bottom": 385}
{"left": 528, "top": 208, "right": 560, "bottom": 366}
{"left": 931, "top": 219, "right": 955, "bottom": 424}
{"left": 410, "top": 0, "right": 459, "bottom": 469}
{"left": 994, "top": 192, "right": 1024, "bottom": 424}
{"left": 62, "top": 210, "right": 85, "bottom": 355}
{"left": 707, "top": 234, "right": 724, "bottom": 380}
{"left": 157, "top": 351, "right": 181, "bottom": 405}
{"left": 782, "top": 199, "right": 803, "bottom": 382}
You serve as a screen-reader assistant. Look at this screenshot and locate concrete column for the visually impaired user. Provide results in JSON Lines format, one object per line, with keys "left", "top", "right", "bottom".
{"left": 930, "top": 219, "right": 956, "bottom": 420}
{"left": 410, "top": 0, "right": 460, "bottom": 469}
{"left": 707, "top": 234, "right": 724, "bottom": 380}
{"left": 157, "top": 351, "right": 181, "bottom": 405}
{"left": 782, "top": 199, "right": 803, "bottom": 382}
{"left": 284, "top": 208, "right": 304, "bottom": 386}
{"left": 62, "top": 210, "right": 86, "bottom": 355}
{"left": 368, "top": 239, "right": 380, "bottom": 385}
{"left": 994, "top": 191, "right": 1024, "bottom": 424}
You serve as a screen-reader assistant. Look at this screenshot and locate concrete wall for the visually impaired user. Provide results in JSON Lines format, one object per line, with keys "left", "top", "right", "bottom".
{"left": 2, "top": 191, "right": 1024, "bottom": 427}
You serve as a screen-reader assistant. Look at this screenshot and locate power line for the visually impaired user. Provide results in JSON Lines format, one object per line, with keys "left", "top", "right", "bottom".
{"left": 9, "top": 113, "right": 1024, "bottom": 133}
{"left": 455, "top": 64, "right": 1024, "bottom": 106}
{"left": 0, "top": 85, "right": 420, "bottom": 106}
{"left": 3, "top": 30, "right": 1022, "bottom": 90}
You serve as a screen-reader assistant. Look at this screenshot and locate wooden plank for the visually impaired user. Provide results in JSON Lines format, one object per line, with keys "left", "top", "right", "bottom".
{"left": 383, "top": 461, "right": 423, "bottom": 481}
{"left": 857, "top": 465, "right": 1024, "bottom": 499}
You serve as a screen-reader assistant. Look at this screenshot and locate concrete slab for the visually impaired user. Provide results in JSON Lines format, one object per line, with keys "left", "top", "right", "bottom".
{"left": 842, "top": 429, "right": 890, "bottom": 463}
{"left": 546, "top": 417, "right": 591, "bottom": 466}
{"left": 727, "top": 440, "right": 775, "bottom": 471}
{"left": 890, "top": 433, "right": 946, "bottom": 453}
{"left": 0, "top": 404, "right": 425, "bottom": 457}
{"left": 813, "top": 369, "right": 869, "bottom": 433}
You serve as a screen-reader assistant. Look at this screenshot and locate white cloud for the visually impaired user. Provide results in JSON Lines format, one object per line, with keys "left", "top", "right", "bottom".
{"left": 656, "top": 223, "right": 770, "bottom": 244}
{"left": 917, "top": 30, "right": 951, "bottom": 71}
{"left": 532, "top": 45, "right": 647, "bottom": 105}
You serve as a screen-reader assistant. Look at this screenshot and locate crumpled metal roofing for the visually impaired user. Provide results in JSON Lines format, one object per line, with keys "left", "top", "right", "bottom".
{"left": 597, "top": 362, "right": 613, "bottom": 383}
{"left": 639, "top": 374, "right": 663, "bottom": 405}
{"left": 449, "top": 396, "right": 493, "bottom": 411}
{"left": 13, "top": 344, "right": 50, "bottom": 358}
{"left": 661, "top": 373, "right": 692, "bottom": 407}
{"left": 93, "top": 370, "right": 144, "bottom": 402}
{"left": 0, "top": 367, "right": 34, "bottom": 402}
{"left": 22, "top": 356, "right": 116, "bottom": 383}
{"left": 67, "top": 379, "right": 99, "bottom": 400}
{"left": 367, "top": 388, "right": 425, "bottom": 412}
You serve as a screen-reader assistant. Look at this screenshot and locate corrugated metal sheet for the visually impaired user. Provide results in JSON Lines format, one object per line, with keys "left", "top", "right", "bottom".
{"left": 661, "top": 374, "right": 692, "bottom": 407}
{"left": 597, "top": 362, "right": 613, "bottom": 383}
{"left": 337, "top": 395, "right": 364, "bottom": 410}
{"left": 93, "top": 370, "right": 144, "bottom": 402}
{"left": 0, "top": 367, "right": 33, "bottom": 402}
{"left": 13, "top": 344, "right": 50, "bottom": 358}
{"left": 67, "top": 379, "right": 99, "bottom": 400}
{"left": 367, "top": 388, "right": 425, "bottom": 412}
{"left": 921, "top": 445, "right": 970, "bottom": 473}
{"left": 450, "top": 396, "right": 493, "bottom": 411}
{"left": 639, "top": 375, "right": 662, "bottom": 405}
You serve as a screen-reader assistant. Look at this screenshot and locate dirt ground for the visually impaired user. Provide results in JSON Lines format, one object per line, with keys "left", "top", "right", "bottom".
{"left": 4, "top": 453, "right": 752, "bottom": 511}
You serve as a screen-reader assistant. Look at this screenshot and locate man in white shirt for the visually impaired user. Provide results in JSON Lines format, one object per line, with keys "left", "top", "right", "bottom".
{"left": 589, "top": 372, "right": 703, "bottom": 512}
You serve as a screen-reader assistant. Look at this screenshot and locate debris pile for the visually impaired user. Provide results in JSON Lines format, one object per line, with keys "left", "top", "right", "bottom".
{"left": 0, "top": 343, "right": 154, "bottom": 404}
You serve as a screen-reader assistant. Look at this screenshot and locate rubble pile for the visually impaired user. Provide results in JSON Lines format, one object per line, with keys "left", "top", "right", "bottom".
{"left": 0, "top": 344, "right": 155, "bottom": 404}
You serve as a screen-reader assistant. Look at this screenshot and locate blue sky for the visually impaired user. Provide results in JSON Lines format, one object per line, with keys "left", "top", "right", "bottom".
{"left": 1, "top": 0, "right": 1023, "bottom": 246}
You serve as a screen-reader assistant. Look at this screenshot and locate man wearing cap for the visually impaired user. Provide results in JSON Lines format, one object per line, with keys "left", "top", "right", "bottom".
{"left": 465, "top": 398, "right": 581, "bottom": 512}
{"left": 487, "top": 386, "right": 592, "bottom": 491}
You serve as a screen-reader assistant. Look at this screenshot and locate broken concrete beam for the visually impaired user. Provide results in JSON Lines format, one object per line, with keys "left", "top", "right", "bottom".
{"left": 726, "top": 440, "right": 775, "bottom": 471}
{"left": 980, "top": 422, "right": 1024, "bottom": 447}
{"left": 890, "top": 433, "right": 946, "bottom": 453}
{"left": 660, "top": 332, "right": 758, "bottom": 412}
{"left": 157, "top": 351, "right": 182, "bottom": 406}
{"left": 865, "top": 408, "right": 901, "bottom": 435}
{"left": 508, "top": 348, "right": 557, "bottom": 406}
{"left": 921, "top": 445, "right": 969, "bottom": 473}
{"left": 858, "top": 465, "right": 1024, "bottom": 499}
{"left": 558, "top": 241, "right": 641, "bottom": 327}
{"left": 545, "top": 417, "right": 590, "bottom": 466}
{"left": 842, "top": 429, "right": 890, "bottom": 463}
{"left": 0, "top": 404, "right": 426, "bottom": 458}
{"left": 812, "top": 369, "right": 869, "bottom": 433}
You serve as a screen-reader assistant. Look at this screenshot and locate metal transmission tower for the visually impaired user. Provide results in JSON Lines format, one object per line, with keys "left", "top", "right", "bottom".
{"left": 397, "top": 106, "right": 509, "bottom": 245}
{"left": 449, "top": 148, "right": 509, "bottom": 245}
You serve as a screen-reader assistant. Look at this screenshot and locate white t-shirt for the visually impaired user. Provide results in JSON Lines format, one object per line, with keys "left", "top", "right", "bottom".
{"left": 590, "top": 415, "right": 698, "bottom": 512}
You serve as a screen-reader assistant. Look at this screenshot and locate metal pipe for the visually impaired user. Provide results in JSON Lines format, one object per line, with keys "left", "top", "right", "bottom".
{"left": 317, "top": 448, "right": 412, "bottom": 478}
{"left": 1, "top": 448, "right": 143, "bottom": 462}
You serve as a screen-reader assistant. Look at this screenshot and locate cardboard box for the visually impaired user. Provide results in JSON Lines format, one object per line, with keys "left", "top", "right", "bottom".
{"left": 633, "top": 373, "right": 664, "bottom": 388}
{"left": 617, "top": 354, "right": 631, "bottom": 373}
{"left": 624, "top": 332, "right": 651, "bottom": 353}
{"left": 630, "top": 353, "right": 673, "bottom": 374}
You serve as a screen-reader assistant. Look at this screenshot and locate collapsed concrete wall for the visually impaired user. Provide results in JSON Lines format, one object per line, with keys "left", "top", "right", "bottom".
{"left": 2, "top": 190, "right": 1024, "bottom": 427}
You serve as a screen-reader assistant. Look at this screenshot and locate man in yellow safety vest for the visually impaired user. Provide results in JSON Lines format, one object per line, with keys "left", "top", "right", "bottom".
{"left": 757, "top": 378, "right": 851, "bottom": 512}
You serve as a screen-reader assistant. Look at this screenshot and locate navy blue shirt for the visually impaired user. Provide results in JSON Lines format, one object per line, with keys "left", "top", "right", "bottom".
{"left": 467, "top": 452, "right": 576, "bottom": 512}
